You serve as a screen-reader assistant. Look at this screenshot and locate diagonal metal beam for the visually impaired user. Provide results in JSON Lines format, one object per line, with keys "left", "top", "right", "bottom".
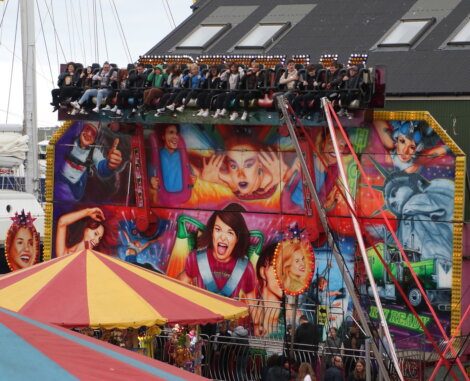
{"left": 276, "top": 95, "right": 392, "bottom": 381}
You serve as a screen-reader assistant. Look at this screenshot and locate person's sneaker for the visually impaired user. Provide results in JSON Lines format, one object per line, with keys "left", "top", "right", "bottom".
{"left": 196, "top": 109, "right": 204, "bottom": 116}
{"left": 346, "top": 111, "right": 353, "bottom": 120}
{"left": 103, "top": 105, "right": 112, "bottom": 111}
{"left": 219, "top": 108, "right": 227, "bottom": 116}
{"left": 70, "top": 101, "right": 81, "bottom": 109}
{"left": 176, "top": 105, "right": 185, "bottom": 112}
{"left": 92, "top": 106, "right": 100, "bottom": 113}
{"left": 241, "top": 111, "right": 248, "bottom": 121}
{"left": 111, "top": 105, "right": 118, "bottom": 113}
{"left": 116, "top": 109, "right": 122, "bottom": 116}
{"left": 166, "top": 104, "right": 175, "bottom": 111}
{"left": 337, "top": 108, "right": 346, "bottom": 117}
{"left": 202, "top": 110, "right": 209, "bottom": 117}
{"left": 79, "top": 109, "right": 88, "bottom": 115}
{"left": 70, "top": 108, "right": 79, "bottom": 115}
{"left": 229, "top": 112, "right": 239, "bottom": 121}
{"left": 157, "top": 107, "right": 166, "bottom": 113}
{"left": 213, "top": 109, "right": 220, "bottom": 118}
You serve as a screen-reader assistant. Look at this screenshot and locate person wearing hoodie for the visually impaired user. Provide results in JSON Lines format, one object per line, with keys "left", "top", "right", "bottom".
{"left": 142, "top": 64, "right": 168, "bottom": 112}
{"left": 166, "top": 63, "right": 206, "bottom": 113}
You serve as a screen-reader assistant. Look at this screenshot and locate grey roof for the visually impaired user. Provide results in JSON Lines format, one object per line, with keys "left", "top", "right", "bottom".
{"left": 144, "top": 0, "right": 470, "bottom": 96}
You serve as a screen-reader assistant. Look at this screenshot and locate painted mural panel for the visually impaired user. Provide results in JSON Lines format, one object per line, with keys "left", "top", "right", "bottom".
{"left": 49, "top": 116, "right": 459, "bottom": 343}
{"left": 145, "top": 123, "right": 305, "bottom": 215}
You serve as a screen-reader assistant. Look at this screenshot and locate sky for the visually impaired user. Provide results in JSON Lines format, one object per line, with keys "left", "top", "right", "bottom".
{"left": 0, "top": 0, "right": 191, "bottom": 128}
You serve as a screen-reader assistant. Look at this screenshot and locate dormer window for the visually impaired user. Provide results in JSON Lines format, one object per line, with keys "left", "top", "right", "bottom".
{"left": 378, "top": 19, "right": 435, "bottom": 47}
{"left": 177, "top": 24, "right": 231, "bottom": 49}
{"left": 448, "top": 19, "right": 470, "bottom": 45}
{"left": 235, "top": 22, "right": 291, "bottom": 49}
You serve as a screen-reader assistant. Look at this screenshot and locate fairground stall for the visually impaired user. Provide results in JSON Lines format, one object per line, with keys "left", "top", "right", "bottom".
{"left": 41, "top": 54, "right": 466, "bottom": 381}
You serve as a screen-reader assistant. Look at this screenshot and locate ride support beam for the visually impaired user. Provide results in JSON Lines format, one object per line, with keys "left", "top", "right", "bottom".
{"left": 276, "top": 95, "right": 392, "bottom": 381}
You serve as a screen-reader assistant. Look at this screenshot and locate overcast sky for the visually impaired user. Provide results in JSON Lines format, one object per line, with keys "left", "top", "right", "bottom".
{"left": 0, "top": 0, "right": 191, "bottom": 128}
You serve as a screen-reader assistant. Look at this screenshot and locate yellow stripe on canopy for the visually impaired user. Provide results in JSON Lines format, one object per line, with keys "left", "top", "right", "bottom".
{"left": 0, "top": 255, "right": 77, "bottom": 311}
{"left": 86, "top": 252, "right": 166, "bottom": 329}
{"left": 102, "top": 254, "right": 248, "bottom": 321}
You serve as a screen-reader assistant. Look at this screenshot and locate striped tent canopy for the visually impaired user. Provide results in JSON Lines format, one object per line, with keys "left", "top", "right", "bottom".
{"left": 0, "top": 307, "right": 207, "bottom": 381}
{"left": 0, "top": 249, "right": 248, "bottom": 328}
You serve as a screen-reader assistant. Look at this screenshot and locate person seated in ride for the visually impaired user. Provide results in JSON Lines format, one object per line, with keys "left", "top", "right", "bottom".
{"left": 212, "top": 62, "right": 244, "bottom": 120}
{"left": 155, "top": 65, "right": 183, "bottom": 115}
{"left": 163, "top": 63, "right": 205, "bottom": 113}
{"left": 277, "top": 59, "right": 299, "bottom": 105}
{"left": 51, "top": 62, "right": 82, "bottom": 111}
{"left": 236, "top": 62, "right": 264, "bottom": 121}
{"left": 325, "top": 61, "right": 343, "bottom": 92}
{"left": 80, "top": 66, "right": 95, "bottom": 91}
{"left": 104, "top": 68, "right": 128, "bottom": 115}
{"left": 292, "top": 63, "right": 324, "bottom": 120}
{"left": 337, "top": 64, "right": 363, "bottom": 118}
{"left": 116, "top": 62, "right": 148, "bottom": 114}
{"left": 196, "top": 65, "right": 222, "bottom": 117}
{"left": 70, "top": 61, "right": 114, "bottom": 113}
{"left": 141, "top": 64, "right": 168, "bottom": 112}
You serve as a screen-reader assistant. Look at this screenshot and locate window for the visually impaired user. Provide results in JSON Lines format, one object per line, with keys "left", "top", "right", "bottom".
{"left": 449, "top": 19, "right": 470, "bottom": 45}
{"left": 378, "top": 19, "right": 435, "bottom": 47}
{"left": 177, "top": 24, "right": 231, "bottom": 49}
{"left": 236, "top": 23, "right": 291, "bottom": 49}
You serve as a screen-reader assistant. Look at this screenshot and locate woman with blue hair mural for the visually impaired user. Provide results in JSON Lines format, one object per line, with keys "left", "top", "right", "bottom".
{"left": 374, "top": 120, "right": 449, "bottom": 173}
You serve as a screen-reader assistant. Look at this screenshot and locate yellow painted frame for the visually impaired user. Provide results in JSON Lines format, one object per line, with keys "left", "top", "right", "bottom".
{"left": 374, "top": 110, "right": 465, "bottom": 333}
{"left": 43, "top": 121, "right": 73, "bottom": 261}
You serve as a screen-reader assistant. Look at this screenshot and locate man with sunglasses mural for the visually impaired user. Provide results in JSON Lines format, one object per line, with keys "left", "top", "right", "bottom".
{"left": 55, "top": 122, "right": 123, "bottom": 202}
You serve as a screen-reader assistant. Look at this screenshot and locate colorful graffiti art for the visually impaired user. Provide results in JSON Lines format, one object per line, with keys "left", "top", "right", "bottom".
{"left": 47, "top": 114, "right": 463, "bottom": 343}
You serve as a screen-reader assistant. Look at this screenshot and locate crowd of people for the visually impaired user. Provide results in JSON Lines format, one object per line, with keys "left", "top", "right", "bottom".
{"left": 50, "top": 58, "right": 370, "bottom": 121}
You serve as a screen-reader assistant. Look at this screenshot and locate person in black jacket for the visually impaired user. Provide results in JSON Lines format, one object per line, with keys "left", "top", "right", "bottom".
{"left": 236, "top": 62, "right": 264, "bottom": 121}
{"left": 119, "top": 62, "right": 148, "bottom": 112}
{"left": 293, "top": 64, "right": 324, "bottom": 120}
{"left": 294, "top": 315, "right": 317, "bottom": 366}
{"left": 324, "top": 355, "right": 345, "bottom": 381}
{"left": 51, "top": 62, "right": 82, "bottom": 111}
{"left": 196, "top": 65, "right": 222, "bottom": 117}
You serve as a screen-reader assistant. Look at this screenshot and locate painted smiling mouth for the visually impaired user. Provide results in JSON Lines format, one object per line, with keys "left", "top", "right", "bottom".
{"left": 20, "top": 253, "right": 31, "bottom": 263}
{"left": 217, "top": 243, "right": 228, "bottom": 255}
{"left": 90, "top": 240, "right": 97, "bottom": 247}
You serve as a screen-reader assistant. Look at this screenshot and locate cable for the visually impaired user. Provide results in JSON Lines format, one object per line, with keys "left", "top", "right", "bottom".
{"left": 161, "top": 0, "right": 176, "bottom": 30}
{"left": 42, "top": 0, "right": 67, "bottom": 62}
{"left": 98, "top": 0, "right": 109, "bottom": 61}
{"left": 35, "top": 0, "right": 54, "bottom": 87}
{"left": 110, "top": 0, "right": 132, "bottom": 62}
{"left": 5, "top": 0, "right": 19, "bottom": 125}
{"left": 164, "top": 0, "right": 176, "bottom": 29}
{"left": 77, "top": 0, "right": 87, "bottom": 64}
{"left": 0, "top": 0, "right": 10, "bottom": 43}
{"left": 64, "top": 0, "right": 73, "bottom": 59}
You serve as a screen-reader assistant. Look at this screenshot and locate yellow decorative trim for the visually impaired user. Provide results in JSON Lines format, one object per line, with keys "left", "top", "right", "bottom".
{"left": 43, "top": 203, "right": 53, "bottom": 261}
{"left": 44, "top": 120, "right": 74, "bottom": 261}
{"left": 373, "top": 110, "right": 466, "bottom": 333}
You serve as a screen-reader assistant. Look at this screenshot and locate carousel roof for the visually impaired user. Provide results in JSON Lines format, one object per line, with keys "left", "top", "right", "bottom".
{"left": 0, "top": 307, "right": 207, "bottom": 380}
{"left": 0, "top": 249, "right": 248, "bottom": 329}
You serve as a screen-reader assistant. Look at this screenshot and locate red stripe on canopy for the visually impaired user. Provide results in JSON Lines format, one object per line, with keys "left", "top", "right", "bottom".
{"left": 96, "top": 254, "right": 225, "bottom": 325}
{"left": 19, "top": 253, "right": 90, "bottom": 327}
{"left": 0, "top": 256, "right": 67, "bottom": 288}
{"left": 0, "top": 311, "right": 206, "bottom": 380}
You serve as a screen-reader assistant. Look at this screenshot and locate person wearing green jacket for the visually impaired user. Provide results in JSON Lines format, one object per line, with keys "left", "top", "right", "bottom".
{"left": 142, "top": 64, "right": 168, "bottom": 111}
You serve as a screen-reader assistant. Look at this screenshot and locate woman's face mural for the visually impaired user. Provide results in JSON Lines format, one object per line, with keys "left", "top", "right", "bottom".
{"left": 226, "top": 145, "right": 262, "bottom": 196}
{"left": 83, "top": 225, "right": 105, "bottom": 248}
{"left": 291, "top": 250, "right": 306, "bottom": 278}
{"left": 11, "top": 227, "right": 35, "bottom": 269}
{"left": 212, "top": 216, "right": 238, "bottom": 263}
{"left": 396, "top": 134, "right": 417, "bottom": 163}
